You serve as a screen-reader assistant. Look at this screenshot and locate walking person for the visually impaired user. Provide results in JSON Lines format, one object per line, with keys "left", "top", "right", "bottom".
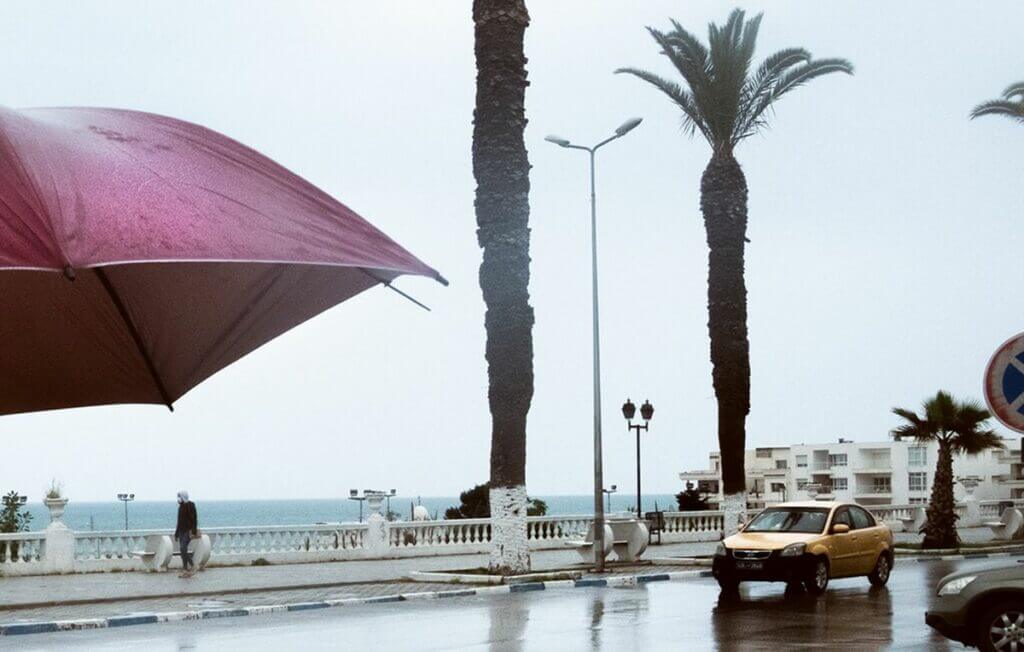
{"left": 175, "top": 490, "right": 198, "bottom": 578}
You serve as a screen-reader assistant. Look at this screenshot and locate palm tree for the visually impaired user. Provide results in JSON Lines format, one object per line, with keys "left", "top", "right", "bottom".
{"left": 472, "top": 0, "right": 534, "bottom": 575}
{"left": 615, "top": 9, "right": 852, "bottom": 529}
{"left": 970, "top": 82, "right": 1024, "bottom": 123}
{"left": 892, "top": 391, "right": 1004, "bottom": 549}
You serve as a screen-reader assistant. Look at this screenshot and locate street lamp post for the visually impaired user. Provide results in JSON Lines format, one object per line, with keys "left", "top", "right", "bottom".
{"left": 386, "top": 489, "right": 397, "bottom": 520}
{"left": 602, "top": 484, "right": 618, "bottom": 513}
{"left": 2, "top": 493, "right": 27, "bottom": 509}
{"left": 622, "top": 398, "right": 655, "bottom": 515}
{"left": 545, "top": 117, "right": 642, "bottom": 573}
{"left": 116, "top": 493, "right": 135, "bottom": 530}
{"left": 348, "top": 489, "right": 367, "bottom": 523}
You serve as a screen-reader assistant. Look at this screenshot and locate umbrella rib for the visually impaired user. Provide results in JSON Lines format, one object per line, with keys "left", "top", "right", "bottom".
{"left": 358, "top": 268, "right": 431, "bottom": 312}
{"left": 93, "top": 268, "right": 175, "bottom": 411}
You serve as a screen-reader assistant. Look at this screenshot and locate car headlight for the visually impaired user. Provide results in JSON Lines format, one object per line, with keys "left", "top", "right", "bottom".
{"left": 780, "top": 543, "right": 806, "bottom": 558}
{"left": 938, "top": 575, "right": 976, "bottom": 596}
{"left": 714, "top": 543, "right": 727, "bottom": 557}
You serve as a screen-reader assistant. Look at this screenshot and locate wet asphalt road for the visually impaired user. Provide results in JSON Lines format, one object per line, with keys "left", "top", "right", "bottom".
{"left": 11, "top": 558, "right": 1005, "bottom": 651}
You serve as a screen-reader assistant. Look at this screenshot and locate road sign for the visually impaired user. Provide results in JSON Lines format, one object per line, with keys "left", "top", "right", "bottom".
{"left": 984, "top": 332, "right": 1024, "bottom": 433}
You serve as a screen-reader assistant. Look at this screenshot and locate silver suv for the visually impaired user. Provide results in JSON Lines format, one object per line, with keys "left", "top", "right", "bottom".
{"left": 928, "top": 561, "right": 1024, "bottom": 650}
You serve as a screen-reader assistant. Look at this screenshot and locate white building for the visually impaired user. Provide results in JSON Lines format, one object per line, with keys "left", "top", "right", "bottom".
{"left": 680, "top": 437, "right": 1023, "bottom": 509}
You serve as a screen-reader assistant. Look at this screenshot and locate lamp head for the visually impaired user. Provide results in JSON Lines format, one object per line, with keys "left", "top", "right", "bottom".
{"left": 640, "top": 400, "right": 654, "bottom": 421}
{"left": 622, "top": 398, "right": 636, "bottom": 421}
{"left": 544, "top": 134, "right": 571, "bottom": 147}
{"left": 615, "top": 117, "right": 643, "bottom": 136}
{"left": 349, "top": 489, "right": 359, "bottom": 497}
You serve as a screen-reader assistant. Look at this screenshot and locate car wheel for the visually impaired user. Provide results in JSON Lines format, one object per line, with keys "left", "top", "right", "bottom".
{"left": 804, "top": 557, "right": 829, "bottom": 595}
{"left": 868, "top": 553, "right": 891, "bottom": 587}
{"left": 717, "top": 575, "right": 739, "bottom": 593}
{"left": 977, "top": 602, "right": 1024, "bottom": 652}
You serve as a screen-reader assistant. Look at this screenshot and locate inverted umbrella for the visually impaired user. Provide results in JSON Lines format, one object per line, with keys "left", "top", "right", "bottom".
{"left": 0, "top": 106, "right": 446, "bottom": 416}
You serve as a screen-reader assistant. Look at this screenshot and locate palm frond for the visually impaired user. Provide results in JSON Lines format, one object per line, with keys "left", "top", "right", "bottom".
{"left": 613, "top": 67, "right": 709, "bottom": 138}
{"left": 891, "top": 406, "right": 936, "bottom": 442}
{"left": 773, "top": 58, "right": 854, "bottom": 99}
{"left": 1002, "top": 81, "right": 1024, "bottom": 100}
{"left": 953, "top": 429, "right": 1004, "bottom": 455}
{"left": 734, "top": 48, "right": 811, "bottom": 139}
{"left": 970, "top": 99, "right": 1024, "bottom": 122}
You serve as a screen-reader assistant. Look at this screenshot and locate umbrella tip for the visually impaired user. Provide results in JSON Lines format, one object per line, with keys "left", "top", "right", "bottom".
{"left": 167, "top": 403, "right": 175, "bottom": 413}
{"left": 63, "top": 265, "right": 76, "bottom": 281}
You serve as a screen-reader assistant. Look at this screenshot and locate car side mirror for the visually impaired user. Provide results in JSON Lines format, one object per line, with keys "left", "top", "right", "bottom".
{"left": 832, "top": 523, "right": 850, "bottom": 534}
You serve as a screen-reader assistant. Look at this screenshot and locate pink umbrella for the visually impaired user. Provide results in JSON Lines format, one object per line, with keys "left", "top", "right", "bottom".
{"left": 0, "top": 106, "right": 446, "bottom": 416}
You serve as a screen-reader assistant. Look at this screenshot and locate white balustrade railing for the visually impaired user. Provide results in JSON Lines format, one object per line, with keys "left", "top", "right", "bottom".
{"left": 661, "top": 511, "right": 725, "bottom": 543}
{"left": 0, "top": 531, "right": 45, "bottom": 569}
{"left": 68, "top": 524, "right": 371, "bottom": 572}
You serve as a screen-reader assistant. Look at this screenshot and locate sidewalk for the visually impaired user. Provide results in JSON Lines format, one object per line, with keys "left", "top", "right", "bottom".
{"left": 0, "top": 541, "right": 712, "bottom": 614}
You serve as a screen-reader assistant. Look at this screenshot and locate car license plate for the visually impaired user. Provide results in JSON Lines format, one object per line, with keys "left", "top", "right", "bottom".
{"left": 735, "top": 560, "right": 763, "bottom": 570}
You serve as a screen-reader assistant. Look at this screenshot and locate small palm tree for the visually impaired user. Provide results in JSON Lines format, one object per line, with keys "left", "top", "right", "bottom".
{"left": 616, "top": 9, "right": 852, "bottom": 524}
{"left": 970, "top": 82, "right": 1024, "bottom": 123}
{"left": 892, "top": 391, "right": 1004, "bottom": 549}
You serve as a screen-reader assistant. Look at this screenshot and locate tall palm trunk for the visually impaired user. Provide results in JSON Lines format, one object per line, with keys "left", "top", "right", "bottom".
{"left": 701, "top": 152, "right": 751, "bottom": 532}
{"left": 472, "top": 0, "right": 534, "bottom": 575}
{"left": 923, "top": 441, "right": 959, "bottom": 549}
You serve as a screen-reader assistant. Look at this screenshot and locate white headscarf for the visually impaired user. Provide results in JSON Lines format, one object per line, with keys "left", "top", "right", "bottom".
{"left": 177, "top": 490, "right": 189, "bottom": 503}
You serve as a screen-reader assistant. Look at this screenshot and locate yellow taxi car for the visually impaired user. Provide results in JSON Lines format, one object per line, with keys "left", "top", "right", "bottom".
{"left": 712, "top": 501, "right": 893, "bottom": 594}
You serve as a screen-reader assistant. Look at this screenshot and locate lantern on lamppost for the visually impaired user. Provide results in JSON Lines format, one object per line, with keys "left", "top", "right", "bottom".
{"left": 622, "top": 398, "right": 655, "bottom": 516}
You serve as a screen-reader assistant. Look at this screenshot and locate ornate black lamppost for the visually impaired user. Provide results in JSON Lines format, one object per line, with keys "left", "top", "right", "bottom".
{"left": 622, "top": 398, "right": 654, "bottom": 515}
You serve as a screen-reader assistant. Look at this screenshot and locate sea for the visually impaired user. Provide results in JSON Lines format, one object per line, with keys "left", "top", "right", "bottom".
{"left": 22, "top": 494, "right": 680, "bottom": 532}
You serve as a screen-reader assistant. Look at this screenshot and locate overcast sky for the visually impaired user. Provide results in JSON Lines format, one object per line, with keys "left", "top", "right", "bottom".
{"left": 1, "top": 1, "right": 1021, "bottom": 501}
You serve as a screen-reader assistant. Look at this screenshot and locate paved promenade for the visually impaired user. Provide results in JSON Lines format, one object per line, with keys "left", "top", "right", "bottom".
{"left": 0, "top": 527, "right": 998, "bottom": 629}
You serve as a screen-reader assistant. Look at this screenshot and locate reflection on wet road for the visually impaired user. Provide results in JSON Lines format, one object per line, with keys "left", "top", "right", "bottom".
{"left": 18, "top": 558, "right": 1003, "bottom": 651}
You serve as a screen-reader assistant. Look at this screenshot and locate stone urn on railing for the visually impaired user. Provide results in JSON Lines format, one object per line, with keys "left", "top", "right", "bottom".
{"left": 957, "top": 476, "right": 982, "bottom": 527}
{"left": 43, "top": 481, "right": 68, "bottom": 528}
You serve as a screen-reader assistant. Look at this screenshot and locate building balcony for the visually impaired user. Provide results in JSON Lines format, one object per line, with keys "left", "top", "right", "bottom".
{"left": 855, "top": 491, "right": 892, "bottom": 499}
{"left": 853, "top": 467, "right": 892, "bottom": 474}
{"left": 679, "top": 471, "right": 718, "bottom": 481}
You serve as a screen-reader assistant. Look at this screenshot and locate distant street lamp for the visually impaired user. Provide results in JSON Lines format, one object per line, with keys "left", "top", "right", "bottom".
{"left": 386, "top": 489, "right": 397, "bottom": 520}
{"left": 602, "top": 485, "right": 618, "bottom": 513}
{"left": 117, "top": 493, "right": 135, "bottom": 530}
{"left": 2, "top": 493, "right": 27, "bottom": 508}
{"left": 545, "top": 116, "right": 643, "bottom": 573}
{"left": 622, "top": 398, "right": 655, "bottom": 515}
{"left": 348, "top": 489, "right": 368, "bottom": 523}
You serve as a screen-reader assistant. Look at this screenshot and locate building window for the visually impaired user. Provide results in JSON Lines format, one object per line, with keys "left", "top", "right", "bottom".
{"left": 771, "top": 483, "right": 786, "bottom": 493}
{"left": 873, "top": 477, "right": 891, "bottom": 493}
{"left": 796, "top": 479, "right": 808, "bottom": 490}
{"left": 909, "top": 472, "right": 927, "bottom": 492}
{"left": 828, "top": 454, "right": 848, "bottom": 467}
{"left": 775, "top": 460, "right": 788, "bottom": 470}
{"left": 756, "top": 448, "right": 773, "bottom": 458}
{"left": 909, "top": 447, "right": 927, "bottom": 467}
{"left": 910, "top": 497, "right": 928, "bottom": 505}
{"left": 831, "top": 478, "right": 848, "bottom": 491}
{"left": 796, "top": 455, "right": 807, "bottom": 468}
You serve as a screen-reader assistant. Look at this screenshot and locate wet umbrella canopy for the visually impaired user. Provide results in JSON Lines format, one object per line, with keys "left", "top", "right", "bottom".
{"left": 0, "top": 106, "right": 445, "bottom": 416}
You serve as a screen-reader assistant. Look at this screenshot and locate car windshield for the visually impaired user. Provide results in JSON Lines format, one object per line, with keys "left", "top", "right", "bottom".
{"left": 743, "top": 508, "right": 830, "bottom": 534}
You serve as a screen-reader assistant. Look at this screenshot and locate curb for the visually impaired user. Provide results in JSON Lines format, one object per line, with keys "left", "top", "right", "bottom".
{"left": 903, "top": 551, "right": 1024, "bottom": 563}
{"left": 0, "top": 570, "right": 713, "bottom": 637}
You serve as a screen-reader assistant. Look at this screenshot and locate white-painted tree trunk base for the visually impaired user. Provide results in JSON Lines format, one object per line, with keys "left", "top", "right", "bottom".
{"left": 488, "top": 485, "right": 531, "bottom": 574}
{"left": 721, "top": 492, "right": 747, "bottom": 537}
